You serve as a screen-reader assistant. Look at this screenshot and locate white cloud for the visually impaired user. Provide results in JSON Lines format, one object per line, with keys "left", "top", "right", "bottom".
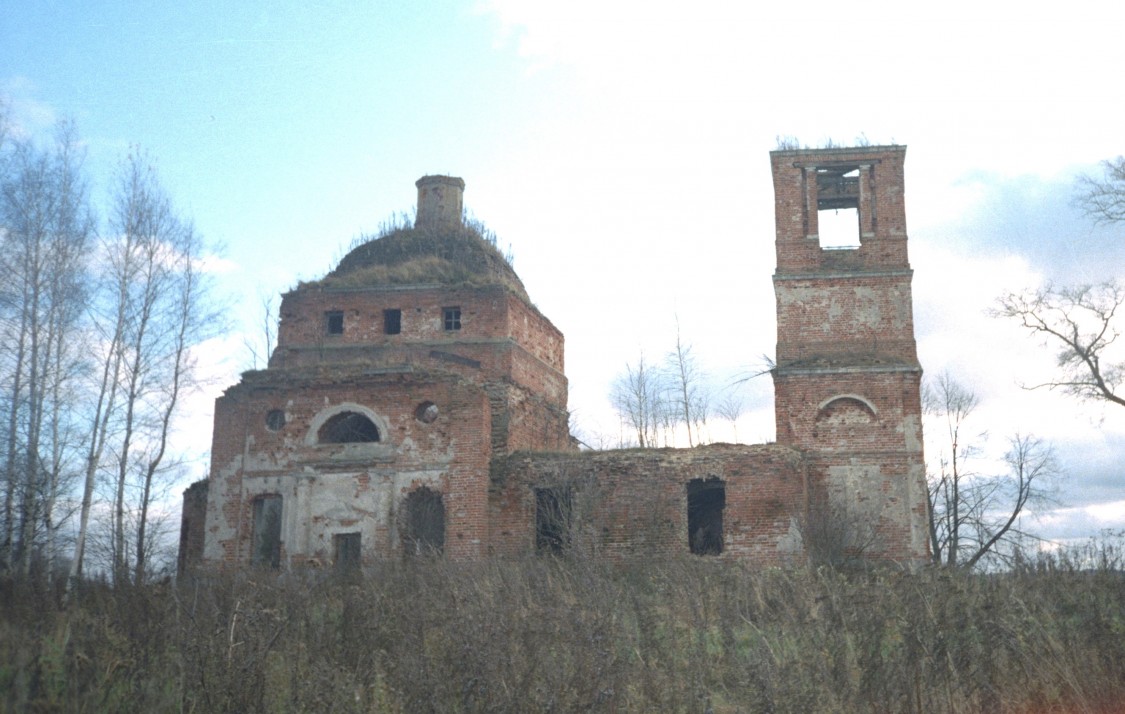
{"left": 1086, "top": 500, "right": 1125, "bottom": 525}
{"left": 196, "top": 252, "right": 239, "bottom": 274}
{"left": 1, "top": 76, "right": 57, "bottom": 139}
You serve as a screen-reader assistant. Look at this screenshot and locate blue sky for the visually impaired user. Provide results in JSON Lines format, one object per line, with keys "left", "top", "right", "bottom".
{"left": 3, "top": 0, "right": 1124, "bottom": 545}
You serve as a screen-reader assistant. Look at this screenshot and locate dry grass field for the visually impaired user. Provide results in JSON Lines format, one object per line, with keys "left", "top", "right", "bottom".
{"left": 2, "top": 542, "right": 1124, "bottom": 713}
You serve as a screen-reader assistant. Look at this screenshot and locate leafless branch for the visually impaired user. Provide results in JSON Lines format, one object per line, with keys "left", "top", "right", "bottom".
{"left": 994, "top": 282, "right": 1125, "bottom": 410}
{"left": 1074, "top": 156, "right": 1125, "bottom": 225}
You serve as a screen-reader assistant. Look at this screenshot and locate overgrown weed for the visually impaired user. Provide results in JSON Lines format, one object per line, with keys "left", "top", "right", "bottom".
{"left": 1, "top": 545, "right": 1123, "bottom": 712}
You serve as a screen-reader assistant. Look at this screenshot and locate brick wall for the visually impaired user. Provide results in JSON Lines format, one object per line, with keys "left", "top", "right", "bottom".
{"left": 490, "top": 444, "right": 806, "bottom": 563}
{"left": 177, "top": 480, "right": 208, "bottom": 575}
{"left": 774, "top": 274, "right": 918, "bottom": 365}
{"left": 275, "top": 285, "right": 563, "bottom": 372}
{"left": 771, "top": 145, "right": 909, "bottom": 275}
{"left": 773, "top": 370, "right": 924, "bottom": 453}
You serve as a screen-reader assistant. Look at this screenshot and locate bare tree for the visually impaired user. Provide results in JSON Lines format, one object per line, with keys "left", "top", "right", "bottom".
{"left": 0, "top": 121, "right": 92, "bottom": 578}
{"left": 962, "top": 433, "right": 1058, "bottom": 569}
{"left": 713, "top": 393, "right": 745, "bottom": 443}
{"left": 610, "top": 322, "right": 716, "bottom": 449}
{"left": 102, "top": 149, "right": 210, "bottom": 584}
{"left": 243, "top": 291, "right": 278, "bottom": 370}
{"left": 0, "top": 117, "right": 210, "bottom": 587}
{"left": 994, "top": 282, "right": 1125, "bottom": 410}
{"left": 994, "top": 156, "right": 1125, "bottom": 412}
{"left": 666, "top": 322, "right": 709, "bottom": 447}
{"left": 925, "top": 373, "right": 1059, "bottom": 568}
{"left": 68, "top": 239, "right": 128, "bottom": 587}
{"left": 67, "top": 149, "right": 213, "bottom": 586}
{"left": 925, "top": 373, "right": 981, "bottom": 566}
{"left": 610, "top": 353, "right": 665, "bottom": 448}
{"left": 38, "top": 123, "right": 92, "bottom": 582}
{"left": 132, "top": 217, "right": 205, "bottom": 583}
{"left": 1075, "top": 155, "right": 1125, "bottom": 225}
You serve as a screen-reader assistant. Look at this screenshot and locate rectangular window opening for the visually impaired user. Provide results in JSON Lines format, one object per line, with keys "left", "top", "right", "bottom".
{"left": 535, "top": 486, "right": 572, "bottom": 554}
{"left": 325, "top": 310, "right": 344, "bottom": 335}
{"left": 384, "top": 308, "right": 401, "bottom": 335}
{"left": 687, "top": 478, "right": 725, "bottom": 556}
{"left": 443, "top": 306, "right": 461, "bottom": 331}
{"left": 334, "top": 532, "right": 361, "bottom": 573}
{"left": 251, "top": 495, "right": 283, "bottom": 568}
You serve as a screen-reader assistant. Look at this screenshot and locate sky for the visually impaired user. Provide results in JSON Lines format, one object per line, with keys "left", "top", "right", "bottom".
{"left": 3, "top": 0, "right": 1124, "bottom": 547}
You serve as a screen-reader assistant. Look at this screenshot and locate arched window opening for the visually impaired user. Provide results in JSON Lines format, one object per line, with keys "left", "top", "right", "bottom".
{"left": 403, "top": 487, "right": 445, "bottom": 556}
{"left": 318, "top": 411, "right": 380, "bottom": 444}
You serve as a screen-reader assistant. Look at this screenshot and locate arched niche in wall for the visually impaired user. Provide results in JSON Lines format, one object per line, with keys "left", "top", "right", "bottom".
{"left": 815, "top": 394, "right": 877, "bottom": 426}
{"left": 319, "top": 412, "right": 380, "bottom": 443}
{"left": 305, "top": 403, "right": 394, "bottom": 462}
{"left": 306, "top": 403, "right": 388, "bottom": 445}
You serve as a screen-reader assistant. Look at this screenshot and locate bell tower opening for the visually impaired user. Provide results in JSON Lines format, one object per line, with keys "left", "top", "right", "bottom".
{"left": 816, "top": 166, "right": 862, "bottom": 249}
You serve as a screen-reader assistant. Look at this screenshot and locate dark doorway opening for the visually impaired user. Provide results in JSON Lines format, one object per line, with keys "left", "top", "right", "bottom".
{"left": 403, "top": 487, "right": 445, "bottom": 555}
{"left": 251, "top": 495, "right": 282, "bottom": 568}
{"left": 687, "top": 478, "right": 725, "bottom": 556}
{"left": 334, "top": 532, "right": 361, "bottom": 573}
{"left": 535, "top": 486, "right": 572, "bottom": 554}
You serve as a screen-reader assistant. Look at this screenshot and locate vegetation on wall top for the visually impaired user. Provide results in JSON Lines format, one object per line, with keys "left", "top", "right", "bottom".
{"left": 309, "top": 217, "right": 528, "bottom": 301}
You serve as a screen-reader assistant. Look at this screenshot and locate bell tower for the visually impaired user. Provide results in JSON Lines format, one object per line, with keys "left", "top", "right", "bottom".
{"left": 770, "top": 145, "right": 929, "bottom": 562}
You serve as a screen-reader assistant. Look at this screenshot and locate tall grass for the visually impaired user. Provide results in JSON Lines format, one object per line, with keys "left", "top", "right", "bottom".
{"left": 2, "top": 547, "right": 1123, "bottom": 712}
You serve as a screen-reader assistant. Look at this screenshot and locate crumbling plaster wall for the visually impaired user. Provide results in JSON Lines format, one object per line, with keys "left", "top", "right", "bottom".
{"left": 806, "top": 454, "right": 930, "bottom": 562}
{"left": 774, "top": 277, "right": 917, "bottom": 364}
{"left": 201, "top": 370, "right": 494, "bottom": 566}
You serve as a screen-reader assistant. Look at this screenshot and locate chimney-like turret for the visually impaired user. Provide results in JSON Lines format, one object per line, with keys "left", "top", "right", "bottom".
{"left": 415, "top": 175, "right": 465, "bottom": 230}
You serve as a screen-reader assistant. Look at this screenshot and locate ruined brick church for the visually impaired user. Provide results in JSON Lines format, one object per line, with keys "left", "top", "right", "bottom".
{"left": 178, "top": 145, "right": 930, "bottom": 571}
